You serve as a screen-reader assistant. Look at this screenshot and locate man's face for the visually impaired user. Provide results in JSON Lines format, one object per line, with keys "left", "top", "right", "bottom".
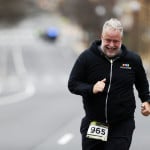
{"left": 101, "top": 28, "right": 122, "bottom": 58}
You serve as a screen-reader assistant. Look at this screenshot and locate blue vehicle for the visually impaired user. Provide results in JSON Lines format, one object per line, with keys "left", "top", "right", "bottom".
{"left": 46, "top": 27, "right": 59, "bottom": 40}
{"left": 38, "top": 26, "right": 59, "bottom": 42}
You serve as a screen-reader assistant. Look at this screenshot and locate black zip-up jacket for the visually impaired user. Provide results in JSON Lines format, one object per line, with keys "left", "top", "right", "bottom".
{"left": 68, "top": 40, "right": 150, "bottom": 125}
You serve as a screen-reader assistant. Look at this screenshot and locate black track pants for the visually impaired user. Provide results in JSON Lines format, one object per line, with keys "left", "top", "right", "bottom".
{"left": 81, "top": 118, "right": 135, "bottom": 150}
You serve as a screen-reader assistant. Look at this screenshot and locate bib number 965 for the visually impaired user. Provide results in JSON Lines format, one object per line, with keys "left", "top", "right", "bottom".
{"left": 90, "top": 126, "right": 106, "bottom": 135}
{"left": 86, "top": 122, "right": 108, "bottom": 141}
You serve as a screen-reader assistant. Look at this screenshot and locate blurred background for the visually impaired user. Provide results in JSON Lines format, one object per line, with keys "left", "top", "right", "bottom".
{"left": 0, "top": 0, "right": 149, "bottom": 150}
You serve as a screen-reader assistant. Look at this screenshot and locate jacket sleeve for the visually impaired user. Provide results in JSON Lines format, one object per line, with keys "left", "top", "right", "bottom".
{"left": 68, "top": 52, "right": 93, "bottom": 97}
{"left": 134, "top": 55, "right": 150, "bottom": 102}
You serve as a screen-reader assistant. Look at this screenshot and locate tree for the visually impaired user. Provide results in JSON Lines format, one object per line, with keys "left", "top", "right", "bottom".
{"left": 59, "top": 0, "right": 117, "bottom": 41}
{"left": 0, "top": 0, "right": 37, "bottom": 25}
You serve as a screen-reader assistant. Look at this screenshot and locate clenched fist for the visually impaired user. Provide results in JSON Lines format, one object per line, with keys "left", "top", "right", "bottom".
{"left": 93, "top": 78, "right": 106, "bottom": 94}
{"left": 141, "top": 102, "right": 150, "bottom": 116}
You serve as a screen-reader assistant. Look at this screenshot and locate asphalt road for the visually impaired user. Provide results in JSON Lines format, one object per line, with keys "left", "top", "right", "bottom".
{"left": 0, "top": 13, "right": 84, "bottom": 150}
{"left": 0, "top": 13, "right": 149, "bottom": 150}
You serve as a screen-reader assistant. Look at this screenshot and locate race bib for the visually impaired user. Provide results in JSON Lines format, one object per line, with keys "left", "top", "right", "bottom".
{"left": 86, "top": 121, "right": 108, "bottom": 141}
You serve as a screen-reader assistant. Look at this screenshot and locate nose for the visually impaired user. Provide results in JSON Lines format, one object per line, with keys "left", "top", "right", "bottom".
{"left": 109, "top": 41, "right": 115, "bottom": 47}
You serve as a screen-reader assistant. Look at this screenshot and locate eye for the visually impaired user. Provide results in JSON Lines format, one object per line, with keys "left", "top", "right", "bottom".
{"left": 105, "top": 39, "right": 111, "bottom": 43}
{"left": 113, "top": 40, "right": 120, "bottom": 43}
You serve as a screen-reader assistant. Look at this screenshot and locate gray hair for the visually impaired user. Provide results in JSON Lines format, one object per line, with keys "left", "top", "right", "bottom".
{"left": 102, "top": 18, "right": 123, "bottom": 36}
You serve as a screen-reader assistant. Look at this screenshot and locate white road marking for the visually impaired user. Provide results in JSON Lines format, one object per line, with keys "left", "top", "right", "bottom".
{"left": 12, "top": 46, "right": 27, "bottom": 76}
{"left": 57, "top": 133, "right": 74, "bottom": 145}
{"left": 0, "top": 82, "right": 35, "bottom": 106}
{"left": 0, "top": 43, "right": 36, "bottom": 106}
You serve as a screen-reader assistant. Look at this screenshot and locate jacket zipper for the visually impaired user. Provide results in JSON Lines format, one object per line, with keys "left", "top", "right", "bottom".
{"left": 104, "top": 56, "right": 120, "bottom": 124}
{"left": 105, "top": 59, "right": 113, "bottom": 124}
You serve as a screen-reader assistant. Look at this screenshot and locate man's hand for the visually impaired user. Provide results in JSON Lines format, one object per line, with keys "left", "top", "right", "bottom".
{"left": 141, "top": 101, "right": 150, "bottom": 116}
{"left": 93, "top": 78, "right": 106, "bottom": 94}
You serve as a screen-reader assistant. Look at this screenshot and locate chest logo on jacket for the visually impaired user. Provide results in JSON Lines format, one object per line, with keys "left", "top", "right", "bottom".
{"left": 120, "top": 64, "right": 132, "bottom": 70}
